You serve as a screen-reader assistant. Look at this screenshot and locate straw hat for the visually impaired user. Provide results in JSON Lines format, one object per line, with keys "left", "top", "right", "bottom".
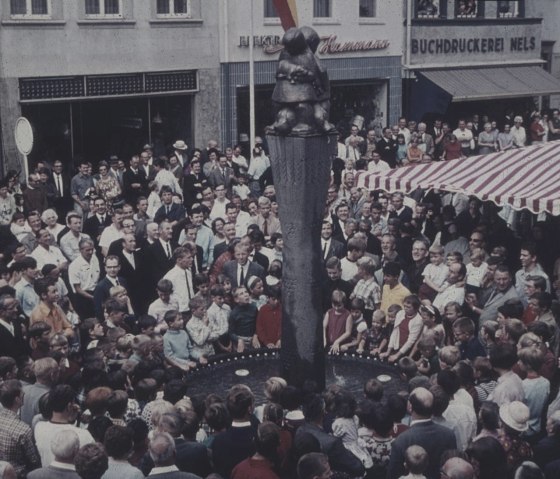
{"left": 173, "top": 140, "right": 188, "bottom": 150}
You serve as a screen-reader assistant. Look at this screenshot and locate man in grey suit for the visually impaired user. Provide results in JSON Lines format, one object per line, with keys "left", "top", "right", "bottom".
{"left": 148, "top": 432, "right": 201, "bottom": 479}
{"left": 466, "top": 265, "right": 519, "bottom": 323}
{"left": 417, "top": 122, "right": 435, "bottom": 156}
{"left": 28, "top": 430, "right": 80, "bottom": 479}
{"left": 387, "top": 387, "right": 457, "bottom": 479}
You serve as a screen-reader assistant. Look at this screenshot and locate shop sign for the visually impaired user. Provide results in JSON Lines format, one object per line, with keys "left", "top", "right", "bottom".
{"left": 238, "top": 34, "right": 390, "bottom": 55}
{"left": 410, "top": 22, "right": 542, "bottom": 64}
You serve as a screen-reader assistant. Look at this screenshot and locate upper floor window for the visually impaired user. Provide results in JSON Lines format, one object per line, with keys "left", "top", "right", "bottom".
{"left": 359, "top": 0, "right": 375, "bottom": 18}
{"left": 456, "top": 0, "right": 478, "bottom": 17}
{"left": 416, "top": 0, "right": 440, "bottom": 17}
{"left": 156, "top": 0, "right": 190, "bottom": 17}
{"left": 497, "top": 0, "right": 518, "bottom": 18}
{"left": 85, "top": 0, "right": 122, "bottom": 18}
{"left": 314, "top": 0, "right": 331, "bottom": 18}
{"left": 264, "top": 0, "right": 278, "bottom": 18}
{"left": 10, "top": 0, "right": 50, "bottom": 18}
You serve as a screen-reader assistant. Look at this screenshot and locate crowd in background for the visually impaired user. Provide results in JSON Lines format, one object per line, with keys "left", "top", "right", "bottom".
{"left": 0, "top": 109, "right": 559, "bottom": 479}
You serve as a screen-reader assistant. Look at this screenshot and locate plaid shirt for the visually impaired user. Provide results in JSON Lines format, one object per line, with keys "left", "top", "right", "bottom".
{"left": 351, "top": 277, "right": 381, "bottom": 310}
{"left": 0, "top": 408, "right": 41, "bottom": 477}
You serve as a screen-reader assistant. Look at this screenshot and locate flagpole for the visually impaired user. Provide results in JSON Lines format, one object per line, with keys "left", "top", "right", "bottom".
{"left": 249, "top": 0, "right": 256, "bottom": 150}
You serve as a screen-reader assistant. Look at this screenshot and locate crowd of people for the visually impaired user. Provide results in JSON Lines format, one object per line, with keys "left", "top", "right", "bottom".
{"left": 0, "top": 110, "right": 559, "bottom": 479}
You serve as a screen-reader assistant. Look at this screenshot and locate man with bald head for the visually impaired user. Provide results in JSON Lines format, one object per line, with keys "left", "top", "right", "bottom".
{"left": 440, "top": 457, "right": 474, "bottom": 479}
{"left": 387, "top": 387, "right": 457, "bottom": 479}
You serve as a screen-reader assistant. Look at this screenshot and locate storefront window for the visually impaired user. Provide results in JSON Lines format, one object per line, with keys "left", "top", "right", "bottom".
{"left": 359, "top": 0, "right": 375, "bottom": 18}
{"left": 22, "top": 95, "right": 192, "bottom": 167}
{"left": 313, "top": 0, "right": 331, "bottom": 18}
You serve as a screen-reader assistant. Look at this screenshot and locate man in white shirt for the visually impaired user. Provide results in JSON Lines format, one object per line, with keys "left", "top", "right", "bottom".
{"left": 60, "top": 214, "right": 91, "bottom": 262}
{"left": 31, "top": 229, "right": 68, "bottom": 271}
{"left": 163, "top": 245, "right": 195, "bottom": 314}
{"left": 367, "top": 152, "right": 391, "bottom": 173}
{"left": 99, "top": 209, "right": 124, "bottom": 257}
{"left": 68, "top": 238, "right": 100, "bottom": 319}
{"left": 226, "top": 203, "right": 253, "bottom": 238}
{"left": 452, "top": 120, "right": 473, "bottom": 156}
{"left": 433, "top": 263, "right": 466, "bottom": 313}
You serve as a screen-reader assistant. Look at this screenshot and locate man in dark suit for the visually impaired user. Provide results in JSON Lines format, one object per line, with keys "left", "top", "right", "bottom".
{"left": 376, "top": 127, "right": 398, "bottom": 168}
{"left": 92, "top": 255, "right": 128, "bottom": 320}
{"left": 49, "top": 160, "right": 73, "bottom": 217}
{"left": 122, "top": 155, "right": 147, "bottom": 205}
{"left": 206, "top": 153, "right": 234, "bottom": 193}
{"left": 212, "top": 222, "right": 237, "bottom": 264}
{"left": 321, "top": 221, "right": 346, "bottom": 264}
{"left": 331, "top": 203, "right": 350, "bottom": 244}
{"left": 387, "top": 387, "right": 457, "bottom": 479}
{"left": 145, "top": 221, "right": 176, "bottom": 297}
{"left": 112, "top": 233, "right": 147, "bottom": 313}
{"left": 139, "top": 150, "right": 156, "bottom": 182}
{"left": 389, "top": 192, "right": 413, "bottom": 224}
{"left": 154, "top": 186, "right": 186, "bottom": 227}
{"left": 182, "top": 159, "right": 207, "bottom": 211}
{"left": 83, "top": 197, "right": 112, "bottom": 243}
{"left": 0, "top": 294, "right": 29, "bottom": 360}
{"left": 296, "top": 394, "right": 365, "bottom": 478}
{"left": 222, "top": 242, "right": 265, "bottom": 288}
{"left": 322, "top": 257, "right": 353, "bottom": 312}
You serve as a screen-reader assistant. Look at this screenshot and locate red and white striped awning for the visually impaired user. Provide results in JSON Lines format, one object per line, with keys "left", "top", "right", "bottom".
{"left": 355, "top": 141, "right": 560, "bottom": 215}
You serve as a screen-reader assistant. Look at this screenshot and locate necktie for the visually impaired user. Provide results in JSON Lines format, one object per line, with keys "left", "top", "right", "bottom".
{"left": 323, "top": 241, "right": 328, "bottom": 259}
{"left": 115, "top": 278, "right": 120, "bottom": 286}
{"left": 56, "top": 175, "right": 62, "bottom": 196}
{"left": 166, "top": 205, "right": 170, "bottom": 215}
{"left": 100, "top": 215, "right": 105, "bottom": 224}
{"left": 185, "top": 270, "right": 193, "bottom": 298}
{"left": 166, "top": 242, "right": 172, "bottom": 259}
{"left": 128, "top": 253, "right": 135, "bottom": 269}
{"left": 239, "top": 265, "right": 245, "bottom": 286}
{"left": 263, "top": 219, "right": 268, "bottom": 237}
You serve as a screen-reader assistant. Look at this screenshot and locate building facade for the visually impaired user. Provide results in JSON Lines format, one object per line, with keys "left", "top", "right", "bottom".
{"left": 403, "top": 0, "right": 560, "bottom": 123}
{"left": 0, "top": 0, "right": 220, "bottom": 172}
{"left": 219, "top": 0, "right": 404, "bottom": 148}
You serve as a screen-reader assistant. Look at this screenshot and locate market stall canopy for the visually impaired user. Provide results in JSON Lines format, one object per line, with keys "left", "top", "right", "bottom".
{"left": 355, "top": 141, "right": 560, "bottom": 215}
{"left": 418, "top": 66, "right": 560, "bottom": 102}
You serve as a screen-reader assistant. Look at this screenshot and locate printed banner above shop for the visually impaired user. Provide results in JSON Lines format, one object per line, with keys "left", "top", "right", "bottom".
{"left": 355, "top": 141, "right": 560, "bottom": 215}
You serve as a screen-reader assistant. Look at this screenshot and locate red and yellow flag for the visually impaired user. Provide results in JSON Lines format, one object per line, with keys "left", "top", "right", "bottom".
{"left": 272, "top": 0, "right": 298, "bottom": 30}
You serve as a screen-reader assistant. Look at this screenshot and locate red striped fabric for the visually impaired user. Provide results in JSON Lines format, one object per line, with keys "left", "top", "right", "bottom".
{"left": 355, "top": 141, "right": 560, "bottom": 215}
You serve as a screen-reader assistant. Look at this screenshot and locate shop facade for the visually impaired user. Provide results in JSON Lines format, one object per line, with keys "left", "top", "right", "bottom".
{"left": 0, "top": 0, "right": 220, "bottom": 172}
{"left": 219, "top": 0, "right": 403, "bottom": 148}
{"left": 404, "top": 0, "right": 560, "bottom": 123}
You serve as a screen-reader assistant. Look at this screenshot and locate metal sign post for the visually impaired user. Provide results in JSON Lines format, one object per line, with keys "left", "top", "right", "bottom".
{"left": 14, "top": 117, "right": 34, "bottom": 186}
